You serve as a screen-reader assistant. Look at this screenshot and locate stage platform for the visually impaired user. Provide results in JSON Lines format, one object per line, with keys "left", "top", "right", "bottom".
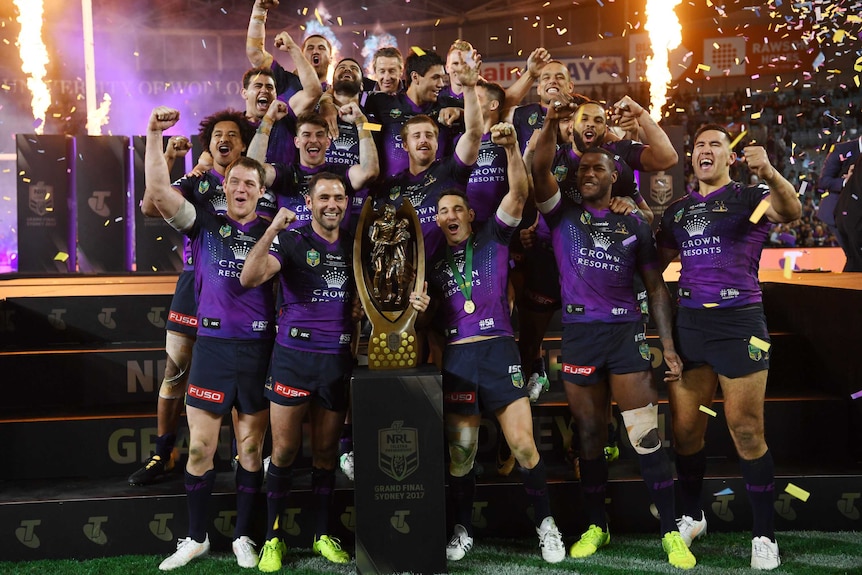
{"left": 1, "top": 254, "right": 861, "bottom": 562}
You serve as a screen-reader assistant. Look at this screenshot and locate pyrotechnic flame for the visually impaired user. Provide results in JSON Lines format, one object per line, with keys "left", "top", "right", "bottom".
{"left": 644, "top": 0, "right": 682, "bottom": 122}
{"left": 86, "top": 93, "right": 112, "bottom": 135}
{"left": 14, "top": 0, "right": 50, "bottom": 134}
{"left": 362, "top": 33, "right": 399, "bottom": 78}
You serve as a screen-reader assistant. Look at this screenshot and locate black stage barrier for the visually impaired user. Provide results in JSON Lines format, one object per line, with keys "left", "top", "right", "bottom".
{"left": 15, "top": 134, "right": 75, "bottom": 273}
{"left": 352, "top": 366, "right": 447, "bottom": 575}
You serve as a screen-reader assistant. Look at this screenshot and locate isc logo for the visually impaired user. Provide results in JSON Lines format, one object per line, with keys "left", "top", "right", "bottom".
{"left": 188, "top": 385, "right": 224, "bottom": 403}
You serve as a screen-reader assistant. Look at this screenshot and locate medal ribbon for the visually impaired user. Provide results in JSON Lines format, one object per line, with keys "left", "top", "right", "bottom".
{"left": 445, "top": 234, "right": 474, "bottom": 304}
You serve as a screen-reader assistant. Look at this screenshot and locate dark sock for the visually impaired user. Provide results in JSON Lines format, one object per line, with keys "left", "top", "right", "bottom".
{"left": 520, "top": 457, "right": 551, "bottom": 528}
{"left": 675, "top": 449, "right": 706, "bottom": 518}
{"left": 185, "top": 468, "right": 215, "bottom": 543}
{"left": 265, "top": 462, "right": 293, "bottom": 540}
{"left": 530, "top": 357, "right": 546, "bottom": 376}
{"left": 311, "top": 467, "right": 336, "bottom": 539}
{"left": 579, "top": 456, "right": 608, "bottom": 530}
{"left": 339, "top": 424, "right": 353, "bottom": 455}
{"left": 607, "top": 421, "right": 618, "bottom": 446}
{"left": 235, "top": 463, "right": 263, "bottom": 538}
{"left": 448, "top": 469, "right": 476, "bottom": 536}
{"left": 639, "top": 449, "right": 677, "bottom": 534}
{"left": 155, "top": 433, "right": 176, "bottom": 460}
{"left": 740, "top": 450, "right": 776, "bottom": 540}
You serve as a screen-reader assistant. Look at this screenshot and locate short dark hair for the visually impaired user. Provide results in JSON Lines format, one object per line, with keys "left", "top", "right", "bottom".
{"left": 302, "top": 34, "right": 331, "bottom": 53}
{"left": 405, "top": 51, "right": 444, "bottom": 85}
{"left": 400, "top": 114, "right": 439, "bottom": 141}
{"left": 308, "top": 171, "right": 346, "bottom": 196}
{"left": 694, "top": 123, "right": 732, "bottom": 144}
{"left": 579, "top": 146, "right": 618, "bottom": 169}
{"left": 335, "top": 57, "right": 364, "bottom": 80}
{"left": 373, "top": 46, "right": 403, "bottom": 68}
{"left": 295, "top": 112, "right": 330, "bottom": 135}
{"left": 242, "top": 67, "right": 275, "bottom": 89}
{"left": 476, "top": 79, "right": 505, "bottom": 105}
{"left": 437, "top": 187, "right": 471, "bottom": 210}
{"left": 199, "top": 109, "right": 255, "bottom": 149}
{"left": 225, "top": 156, "right": 266, "bottom": 188}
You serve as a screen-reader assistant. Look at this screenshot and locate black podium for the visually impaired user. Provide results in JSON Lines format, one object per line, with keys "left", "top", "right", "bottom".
{"left": 352, "top": 366, "right": 447, "bottom": 575}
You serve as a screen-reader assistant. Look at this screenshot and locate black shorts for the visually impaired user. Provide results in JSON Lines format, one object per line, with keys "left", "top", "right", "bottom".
{"left": 265, "top": 344, "right": 352, "bottom": 411}
{"left": 442, "top": 337, "right": 527, "bottom": 415}
{"left": 166, "top": 270, "right": 198, "bottom": 336}
{"left": 518, "top": 246, "right": 562, "bottom": 312}
{"left": 675, "top": 304, "right": 770, "bottom": 379}
{"left": 185, "top": 336, "right": 272, "bottom": 415}
{"left": 561, "top": 322, "right": 651, "bottom": 386}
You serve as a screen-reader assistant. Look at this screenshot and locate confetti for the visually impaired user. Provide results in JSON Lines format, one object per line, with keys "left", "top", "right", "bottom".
{"left": 622, "top": 235, "right": 636, "bottom": 246}
{"left": 729, "top": 130, "right": 748, "bottom": 149}
{"left": 785, "top": 483, "right": 810, "bottom": 502}
{"left": 714, "top": 487, "right": 734, "bottom": 496}
{"left": 54, "top": 252, "right": 69, "bottom": 262}
{"left": 411, "top": 46, "right": 425, "bottom": 56}
{"left": 361, "top": 122, "right": 382, "bottom": 132}
{"left": 850, "top": 389, "right": 862, "bottom": 400}
{"left": 749, "top": 199, "right": 770, "bottom": 223}
{"left": 699, "top": 405, "right": 717, "bottom": 417}
{"left": 749, "top": 336, "right": 771, "bottom": 352}
{"left": 702, "top": 303, "right": 719, "bottom": 308}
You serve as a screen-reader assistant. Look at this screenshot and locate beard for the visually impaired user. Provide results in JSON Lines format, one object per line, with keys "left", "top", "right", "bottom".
{"left": 333, "top": 79, "right": 362, "bottom": 97}
{"left": 572, "top": 130, "right": 606, "bottom": 153}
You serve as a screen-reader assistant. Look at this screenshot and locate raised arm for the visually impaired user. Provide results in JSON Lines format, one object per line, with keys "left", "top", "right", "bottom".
{"left": 532, "top": 99, "right": 572, "bottom": 204}
{"left": 276, "top": 31, "right": 323, "bottom": 114}
{"left": 240, "top": 207, "right": 295, "bottom": 288}
{"left": 247, "top": 0, "right": 278, "bottom": 68}
{"left": 247, "top": 100, "right": 286, "bottom": 186}
{"left": 743, "top": 145, "right": 802, "bottom": 223}
{"left": 454, "top": 52, "right": 482, "bottom": 166}
{"left": 141, "top": 136, "right": 190, "bottom": 217}
{"left": 341, "top": 101, "right": 380, "bottom": 189}
{"left": 611, "top": 95, "right": 678, "bottom": 171}
{"left": 144, "top": 107, "right": 192, "bottom": 226}
{"left": 494, "top": 123, "right": 528, "bottom": 220}
{"left": 501, "top": 48, "right": 549, "bottom": 120}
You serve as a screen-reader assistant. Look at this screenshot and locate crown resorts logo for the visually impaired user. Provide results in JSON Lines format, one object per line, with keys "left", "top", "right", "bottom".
{"left": 682, "top": 214, "right": 709, "bottom": 237}
{"left": 475, "top": 149, "right": 496, "bottom": 168}
{"left": 322, "top": 268, "right": 348, "bottom": 289}
{"left": 211, "top": 195, "right": 228, "bottom": 214}
{"left": 589, "top": 230, "right": 612, "bottom": 251}
{"left": 231, "top": 243, "right": 252, "bottom": 261}
{"left": 333, "top": 135, "right": 354, "bottom": 151}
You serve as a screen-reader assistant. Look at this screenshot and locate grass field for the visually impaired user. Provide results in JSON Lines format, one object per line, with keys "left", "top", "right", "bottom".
{"left": 2, "top": 531, "right": 861, "bottom": 574}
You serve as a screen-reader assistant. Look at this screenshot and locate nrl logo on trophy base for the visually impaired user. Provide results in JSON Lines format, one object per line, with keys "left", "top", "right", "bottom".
{"left": 353, "top": 199, "right": 425, "bottom": 369}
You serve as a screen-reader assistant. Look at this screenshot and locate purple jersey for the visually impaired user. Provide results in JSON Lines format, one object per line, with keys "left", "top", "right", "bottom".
{"left": 364, "top": 92, "right": 453, "bottom": 177}
{"left": 512, "top": 102, "right": 546, "bottom": 155}
{"left": 655, "top": 181, "right": 771, "bottom": 309}
{"left": 465, "top": 133, "right": 508, "bottom": 223}
{"left": 427, "top": 213, "right": 518, "bottom": 342}
{"left": 271, "top": 162, "right": 354, "bottom": 230}
{"left": 187, "top": 206, "right": 275, "bottom": 340}
{"left": 375, "top": 155, "right": 473, "bottom": 257}
{"left": 249, "top": 114, "right": 298, "bottom": 166}
{"left": 541, "top": 195, "right": 657, "bottom": 323}
{"left": 268, "top": 223, "right": 355, "bottom": 353}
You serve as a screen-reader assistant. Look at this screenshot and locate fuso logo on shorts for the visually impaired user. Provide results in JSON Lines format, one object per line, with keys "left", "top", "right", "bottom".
{"left": 274, "top": 383, "right": 310, "bottom": 399}
{"left": 443, "top": 391, "right": 476, "bottom": 403}
{"left": 187, "top": 385, "right": 224, "bottom": 403}
{"left": 562, "top": 363, "right": 596, "bottom": 376}
{"left": 168, "top": 311, "right": 198, "bottom": 327}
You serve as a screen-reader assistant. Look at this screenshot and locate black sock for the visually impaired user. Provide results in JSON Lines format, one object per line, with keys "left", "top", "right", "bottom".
{"left": 530, "top": 357, "right": 546, "bottom": 376}
{"left": 265, "top": 462, "right": 293, "bottom": 540}
{"left": 639, "top": 449, "right": 676, "bottom": 535}
{"left": 448, "top": 469, "right": 476, "bottom": 536}
{"left": 185, "top": 468, "right": 215, "bottom": 543}
{"left": 311, "top": 467, "right": 336, "bottom": 539}
{"left": 607, "top": 421, "right": 618, "bottom": 446}
{"left": 235, "top": 463, "right": 262, "bottom": 539}
{"left": 155, "top": 433, "right": 176, "bottom": 460}
{"left": 675, "top": 449, "right": 706, "bottom": 518}
{"left": 520, "top": 457, "right": 551, "bottom": 528}
{"left": 579, "top": 456, "right": 608, "bottom": 530}
{"left": 740, "top": 450, "right": 776, "bottom": 540}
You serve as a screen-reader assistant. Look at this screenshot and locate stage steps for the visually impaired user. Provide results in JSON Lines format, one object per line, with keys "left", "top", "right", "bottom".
{"left": 1, "top": 274, "right": 861, "bottom": 561}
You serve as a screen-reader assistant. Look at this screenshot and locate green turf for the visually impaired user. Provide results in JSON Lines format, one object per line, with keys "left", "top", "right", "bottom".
{"left": 1, "top": 531, "right": 860, "bottom": 574}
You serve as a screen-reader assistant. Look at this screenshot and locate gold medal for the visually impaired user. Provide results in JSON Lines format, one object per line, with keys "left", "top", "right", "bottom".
{"left": 464, "top": 300, "right": 475, "bottom": 314}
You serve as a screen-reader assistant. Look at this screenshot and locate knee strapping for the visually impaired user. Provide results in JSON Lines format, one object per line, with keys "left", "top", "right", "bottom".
{"left": 447, "top": 426, "right": 479, "bottom": 477}
{"left": 621, "top": 403, "right": 661, "bottom": 455}
{"left": 159, "top": 331, "right": 194, "bottom": 399}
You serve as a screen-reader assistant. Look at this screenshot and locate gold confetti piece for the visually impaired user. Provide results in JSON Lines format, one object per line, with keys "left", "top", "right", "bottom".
{"left": 696, "top": 63, "right": 711, "bottom": 72}
{"left": 411, "top": 46, "right": 425, "bottom": 56}
{"left": 729, "top": 130, "right": 748, "bottom": 149}
{"left": 361, "top": 122, "right": 382, "bottom": 132}
{"left": 834, "top": 30, "right": 847, "bottom": 43}
{"left": 702, "top": 303, "right": 719, "bottom": 308}
{"left": 785, "top": 483, "right": 810, "bottom": 502}
{"left": 699, "top": 405, "right": 717, "bottom": 417}
{"left": 751, "top": 111, "right": 762, "bottom": 120}
{"left": 749, "top": 335, "right": 771, "bottom": 352}
{"left": 749, "top": 199, "right": 770, "bottom": 223}
{"left": 54, "top": 252, "right": 69, "bottom": 262}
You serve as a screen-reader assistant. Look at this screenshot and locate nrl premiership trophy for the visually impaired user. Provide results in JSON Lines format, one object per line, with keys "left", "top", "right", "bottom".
{"left": 353, "top": 199, "right": 425, "bottom": 369}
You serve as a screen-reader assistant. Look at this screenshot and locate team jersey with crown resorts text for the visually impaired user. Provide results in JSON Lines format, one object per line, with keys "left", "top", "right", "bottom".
{"left": 427, "top": 213, "right": 518, "bottom": 342}
{"left": 465, "top": 132, "right": 508, "bottom": 223}
{"left": 186, "top": 206, "right": 275, "bottom": 340}
{"left": 540, "top": 195, "right": 658, "bottom": 324}
{"left": 655, "top": 181, "right": 771, "bottom": 309}
{"left": 268, "top": 223, "right": 356, "bottom": 353}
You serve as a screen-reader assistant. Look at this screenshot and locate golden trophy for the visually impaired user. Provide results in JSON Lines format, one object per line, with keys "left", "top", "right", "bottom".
{"left": 353, "top": 200, "right": 425, "bottom": 369}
